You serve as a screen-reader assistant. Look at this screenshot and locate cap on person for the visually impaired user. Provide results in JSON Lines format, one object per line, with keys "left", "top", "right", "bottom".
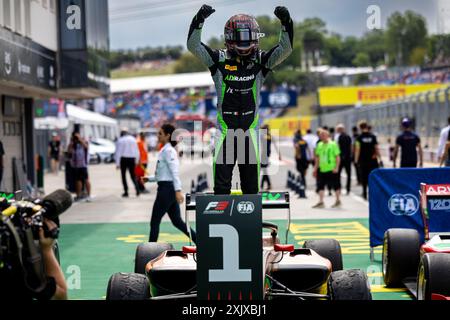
{"left": 401, "top": 118, "right": 411, "bottom": 128}
{"left": 120, "top": 127, "right": 129, "bottom": 136}
{"left": 336, "top": 123, "right": 345, "bottom": 132}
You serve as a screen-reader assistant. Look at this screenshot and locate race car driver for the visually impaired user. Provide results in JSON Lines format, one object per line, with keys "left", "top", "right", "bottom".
{"left": 187, "top": 4, "right": 293, "bottom": 195}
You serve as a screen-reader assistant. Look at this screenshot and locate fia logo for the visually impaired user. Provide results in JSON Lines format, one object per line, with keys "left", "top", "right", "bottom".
{"left": 388, "top": 194, "right": 419, "bottom": 216}
{"left": 237, "top": 201, "right": 255, "bottom": 214}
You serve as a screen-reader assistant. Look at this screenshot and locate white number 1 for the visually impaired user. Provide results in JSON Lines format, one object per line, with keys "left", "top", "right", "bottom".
{"left": 208, "top": 224, "right": 252, "bottom": 282}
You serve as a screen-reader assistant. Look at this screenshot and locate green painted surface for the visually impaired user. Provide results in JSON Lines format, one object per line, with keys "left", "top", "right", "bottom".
{"left": 58, "top": 218, "right": 413, "bottom": 300}
{"left": 432, "top": 242, "right": 450, "bottom": 249}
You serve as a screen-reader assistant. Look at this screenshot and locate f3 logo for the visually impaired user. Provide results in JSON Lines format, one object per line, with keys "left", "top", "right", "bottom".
{"left": 204, "top": 201, "right": 229, "bottom": 214}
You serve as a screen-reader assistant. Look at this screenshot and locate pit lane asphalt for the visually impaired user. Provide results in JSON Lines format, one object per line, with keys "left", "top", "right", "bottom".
{"left": 45, "top": 140, "right": 369, "bottom": 225}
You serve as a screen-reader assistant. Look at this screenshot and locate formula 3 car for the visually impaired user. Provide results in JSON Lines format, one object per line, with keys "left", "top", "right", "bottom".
{"left": 382, "top": 183, "right": 450, "bottom": 300}
{"left": 106, "top": 191, "right": 372, "bottom": 300}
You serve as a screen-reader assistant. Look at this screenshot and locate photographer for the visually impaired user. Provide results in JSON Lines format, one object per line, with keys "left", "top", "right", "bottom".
{"left": 1, "top": 218, "right": 68, "bottom": 300}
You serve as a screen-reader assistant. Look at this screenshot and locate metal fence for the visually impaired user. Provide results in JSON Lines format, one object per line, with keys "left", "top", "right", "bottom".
{"left": 312, "top": 86, "right": 450, "bottom": 159}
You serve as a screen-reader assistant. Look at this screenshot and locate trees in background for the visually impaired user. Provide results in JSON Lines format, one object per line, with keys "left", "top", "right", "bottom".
{"left": 110, "top": 10, "right": 450, "bottom": 88}
{"left": 385, "top": 10, "right": 428, "bottom": 66}
{"left": 109, "top": 45, "right": 183, "bottom": 69}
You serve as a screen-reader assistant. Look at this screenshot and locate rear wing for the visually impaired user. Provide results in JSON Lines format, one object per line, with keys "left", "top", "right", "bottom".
{"left": 184, "top": 191, "right": 291, "bottom": 244}
{"left": 421, "top": 183, "right": 450, "bottom": 196}
{"left": 185, "top": 191, "right": 290, "bottom": 211}
{"left": 420, "top": 183, "right": 450, "bottom": 240}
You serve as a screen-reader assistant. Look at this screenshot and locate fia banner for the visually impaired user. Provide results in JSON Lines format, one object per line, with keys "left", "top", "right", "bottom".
{"left": 369, "top": 168, "right": 450, "bottom": 248}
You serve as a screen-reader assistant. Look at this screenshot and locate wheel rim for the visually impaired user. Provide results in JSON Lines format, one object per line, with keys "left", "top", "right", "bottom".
{"left": 417, "top": 264, "right": 426, "bottom": 300}
{"left": 382, "top": 237, "right": 388, "bottom": 278}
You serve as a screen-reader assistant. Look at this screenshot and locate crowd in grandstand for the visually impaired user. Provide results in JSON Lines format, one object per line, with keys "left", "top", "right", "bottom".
{"left": 106, "top": 85, "right": 292, "bottom": 129}
{"left": 369, "top": 66, "right": 450, "bottom": 85}
{"left": 106, "top": 88, "right": 210, "bottom": 128}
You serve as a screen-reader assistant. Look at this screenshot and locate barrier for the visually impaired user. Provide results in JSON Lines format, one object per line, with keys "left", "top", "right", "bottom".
{"left": 286, "top": 170, "right": 306, "bottom": 198}
{"left": 368, "top": 168, "right": 450, "bottom": 253}
{"left": 191, "top": 173, "right": 209, "bottom": 194}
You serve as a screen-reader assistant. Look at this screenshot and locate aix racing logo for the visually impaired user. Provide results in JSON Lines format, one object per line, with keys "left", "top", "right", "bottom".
{"left": 224, "top": 74, "right": 255, "bottom": 82}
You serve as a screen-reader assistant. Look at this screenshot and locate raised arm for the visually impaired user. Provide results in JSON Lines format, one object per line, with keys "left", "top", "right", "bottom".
{"left": 187, "top": 5, "right": 219, "bottom": 69}
{"left": 261, "top": 6, "right": 294, "bottom": 70}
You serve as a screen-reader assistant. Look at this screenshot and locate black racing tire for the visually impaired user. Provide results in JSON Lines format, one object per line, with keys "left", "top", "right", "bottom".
{"left": 328, "top": 269, "right": 372, "bottom": 300}
{"left": 303, "top": 239, "right": 343, "bottom": 271}
{"left": 106, "top": 272, "right": 150, "bottom": 300}
{"left": 417, "top": 253, "right": 450, "bottom": 300}
{"left": 134, "top": 242, "right": 174, "bottom": 274}
{"left": 382, "top": 228, "right": 420, "bottom": 287}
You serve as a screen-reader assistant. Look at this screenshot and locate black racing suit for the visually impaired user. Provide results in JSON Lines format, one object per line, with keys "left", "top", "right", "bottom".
{"left": 187, "top": 14, "right": 293, "bottom": 194}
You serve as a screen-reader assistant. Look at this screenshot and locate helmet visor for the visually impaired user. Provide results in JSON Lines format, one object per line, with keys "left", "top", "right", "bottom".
{"left": 225, "top": 28, "right": 258, "bottom": 42}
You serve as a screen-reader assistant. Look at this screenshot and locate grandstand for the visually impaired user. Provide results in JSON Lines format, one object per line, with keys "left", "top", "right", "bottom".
{"left": 108, "top": 73, "right": 299, "bottom": 129}
{"left": 368, "top": 66, "right": 450, "bottom": 86}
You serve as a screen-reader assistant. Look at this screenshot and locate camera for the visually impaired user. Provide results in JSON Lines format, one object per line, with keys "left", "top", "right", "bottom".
{"left": 0, "top": 189, "right": 72, "bottom": 295}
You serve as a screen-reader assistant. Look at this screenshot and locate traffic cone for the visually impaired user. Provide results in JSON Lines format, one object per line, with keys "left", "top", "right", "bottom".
{"left": 298, "top": 175, "right": 306, "bottom": 199}
{"left": 294, "top": 175, "right": 300, "bottom": 195}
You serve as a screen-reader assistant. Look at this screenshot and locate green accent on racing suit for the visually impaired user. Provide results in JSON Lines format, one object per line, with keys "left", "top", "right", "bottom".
{"left": 187, "top": 12, "right": 293, "bottom": 194}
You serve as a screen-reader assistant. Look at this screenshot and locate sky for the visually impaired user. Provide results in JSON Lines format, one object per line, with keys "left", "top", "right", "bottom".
{"left": 109, "top": 0, "right": 440, "bottom": 50}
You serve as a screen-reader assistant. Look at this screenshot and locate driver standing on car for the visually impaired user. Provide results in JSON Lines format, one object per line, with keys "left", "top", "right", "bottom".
{"left": 187, "top": 4, "right": 293, "bottom": 195}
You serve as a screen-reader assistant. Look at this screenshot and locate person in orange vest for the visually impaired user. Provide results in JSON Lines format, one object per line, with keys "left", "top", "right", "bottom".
{"left": 136, "top": 132, "right": 149, "bottom": 193}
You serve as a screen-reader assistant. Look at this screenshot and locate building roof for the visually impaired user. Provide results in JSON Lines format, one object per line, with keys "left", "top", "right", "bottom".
{"left": 309, "top": 65, "right": 387, "bottom": 76}
{"left": 34, "top": 104, "right": 117, "bottom": 129}
{"left": 66, "top": 104, "right": 117, "bottom": 125}
{"left": 110, "top": 72, "right": 214, "bottom": 93}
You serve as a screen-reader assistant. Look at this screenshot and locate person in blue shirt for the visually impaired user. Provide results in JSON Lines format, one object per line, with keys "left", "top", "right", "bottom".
{"left": 393, "top": 118, "right": 423, "bottom": 168}
{"left": 143, "top": 124, "right": 196, "bottom": 243}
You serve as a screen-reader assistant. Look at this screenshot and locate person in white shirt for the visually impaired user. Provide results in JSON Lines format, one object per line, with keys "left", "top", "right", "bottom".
{"left": 115, "top": 128, "right": 140, "bottom": 197}
{"left": 303, "top": 129, "right": 319, "bottom": 166}
{"left": 142, "top": 124, "right": 196, "bottom": 243}
{"left": 437, "top": 117, "right": 450, "bottom": 162}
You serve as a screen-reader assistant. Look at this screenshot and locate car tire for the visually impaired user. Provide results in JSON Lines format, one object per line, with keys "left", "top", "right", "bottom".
{"left": 328, "top": 269, "right": 372, "bottom": 300}
{"left": 417, "top": 253, "right": 450, "bottom": 300}
{"left": 303, "top": 239, "right": 343, "bottom": 271}
{"left": 382, "top": 228, "right": 420, "bottom": 287}
{"left": 134, "top": 242, "right": 174, "bottom": 274}
{"left": 106, "top": 272, "right": 150, "bottom": 300}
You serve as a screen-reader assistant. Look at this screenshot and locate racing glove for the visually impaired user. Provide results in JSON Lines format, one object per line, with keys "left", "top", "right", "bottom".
{"left": 274, "top": 6, "right": 291, "bottom": 25}
{"left": 196, "top": 4, "right": 215, "bottom": 23}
